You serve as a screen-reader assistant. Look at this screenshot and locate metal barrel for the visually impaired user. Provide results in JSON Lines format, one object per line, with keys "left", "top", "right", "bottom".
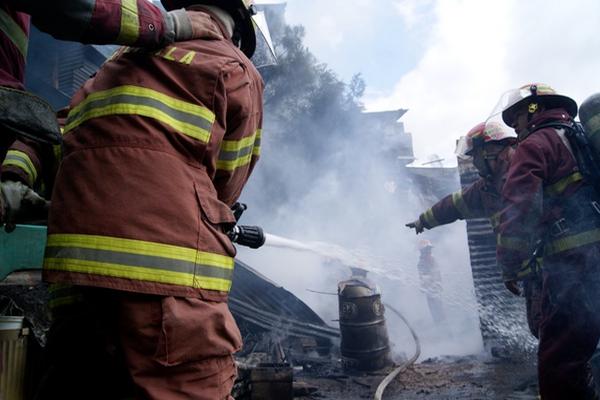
{"left": 0, "top": 316, "right": 28, "bottom": 400}
{"left": 338, "top": 279, "right": 391, "bottom": 371}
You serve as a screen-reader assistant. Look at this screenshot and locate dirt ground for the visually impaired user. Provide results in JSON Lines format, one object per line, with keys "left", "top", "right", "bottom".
{"left": 2, "top": 276, "right": 539, "bottom": 400}
{"left": 292, "top": 356, "right": 538, "bottom": 400}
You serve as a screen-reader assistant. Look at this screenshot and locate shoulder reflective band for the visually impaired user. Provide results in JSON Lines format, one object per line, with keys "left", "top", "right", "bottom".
{"left": 452, "top": 191, "right": 471, "bottom": 219}
{"left": 217, "top": 129, "right": 261, "bottom": 171}
{"left": 0, "top": 8, "right": 28, "bottom": 57}
{"left": 44, "top": 234, "right": 234, "bottom": 292}
{"left": 544, "top": 172, "right": 583, "bottom": 197}
{"left": 65, "top": 85, "right": 215, "bottom": 143}
{"left": 545, "top": 228, "right": 600, "bottom": 256}
{"left": 497, "top": 234, "right": 529, "bottom": 253}
{"left": 2, "top": 149, "right": 37, "bottom": 186}
{"left": 117, "top": 0, "right": 140, "bottom": 44}
{"left": 422, "top": 208, "right": 439, "bottom": 228}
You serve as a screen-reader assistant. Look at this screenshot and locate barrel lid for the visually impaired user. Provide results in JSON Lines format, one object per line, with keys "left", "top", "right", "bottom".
{"left": 0, "top": 316, "right": 24, "bottom": 331}
{"left": 338, "top": 279, "right": 378, "bottom": 297}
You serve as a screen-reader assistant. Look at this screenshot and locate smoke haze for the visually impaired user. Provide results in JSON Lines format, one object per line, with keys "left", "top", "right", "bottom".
{"left": 236, "top": 7, "right": 484, "bottom": 361}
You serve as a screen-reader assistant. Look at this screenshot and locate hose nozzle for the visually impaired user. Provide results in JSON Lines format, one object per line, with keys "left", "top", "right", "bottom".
{"left": 228, "top": 225, "right": 265, "bottom": 249}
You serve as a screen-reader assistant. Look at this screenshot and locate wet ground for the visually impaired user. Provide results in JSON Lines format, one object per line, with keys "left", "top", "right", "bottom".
{"left": 293, "top": 355, "right": 538, "bottom": 400}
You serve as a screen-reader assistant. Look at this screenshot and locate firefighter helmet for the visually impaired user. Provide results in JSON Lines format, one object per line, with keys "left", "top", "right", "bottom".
{"left": 161, "top": 0, "right": 257, "bottom": 57}
{"left": 455, "top": 121, "right": 516, "bottom": 160}
{"left": 491, "top": 83, "right": 578, "bottom": 127}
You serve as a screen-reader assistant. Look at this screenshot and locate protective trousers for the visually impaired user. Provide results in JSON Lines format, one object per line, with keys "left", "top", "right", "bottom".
{"left": 35, "top": 287, "right": 241, "bottom": 400}
{"left": 537, "top": 247, "right": 600, "bottom": 400}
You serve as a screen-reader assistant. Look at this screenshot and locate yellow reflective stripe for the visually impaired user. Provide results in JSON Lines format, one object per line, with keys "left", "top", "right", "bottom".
{"left": 497, "top": 234, "right": 529, "bottom": 252}
{"left": 46, "top": 234, "right": 232, "bottom": 268}
{"left": 117, "top": 0, "right": 140, "bottom": 44}
{"left": 48, "top": 284, "right": 84, "bottom": 309}
{"left": 422, "top": 208, "right": 439, "bottom": 227}
{"left": 253, "top": 129, "right": 261, "bottom": 157}
{"left": 220, "top": 134, "right": 257, "bottom": 152}
{"left": 69, "top": 85, "right": 215, "bottom": 123}
{"left": 0, "top": 8, "right": 28, "bottom": 57}
{"left": 217, "top": 129, "right": 261, "bottom": 172}
{"left": 53, "top": 144, "right": 63, "bottom": 162}
{"left": 544, "top": 172, "right": 583, "bottom": 196}
{"left": 65, "top": 85, "right": 215, "bottom": 143}
{"left": 49, "top": 295, "right": 85, "bottom": 309}
{"left": 45, "top": 233, "right": 234, "bottom": 292}
{"left": 2, "top": 150, "right": 37, "bottom": 185}
{"left": 216, "top": 152, "right": 254, "bottom": 171}
{"left": 546, "top": 228, "right": 600, "bottom": 256}
{"left": 451, "top": 191, "right": 471, "bottom": 218}
{"left": 44, "top": 257, "right": 232, "bottom": 292}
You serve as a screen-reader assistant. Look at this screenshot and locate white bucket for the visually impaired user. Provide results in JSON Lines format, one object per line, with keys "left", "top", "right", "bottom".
{"left": 0, "top": 316, "right": 24, "bottom": 330}
{"left": 0, "top": 315, "right": 28, "bottom": 400}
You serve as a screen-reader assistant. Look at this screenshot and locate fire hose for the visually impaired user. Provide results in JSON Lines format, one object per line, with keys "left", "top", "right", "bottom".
{"left": 374, "top": 303, "right": 421, "bottom": 400}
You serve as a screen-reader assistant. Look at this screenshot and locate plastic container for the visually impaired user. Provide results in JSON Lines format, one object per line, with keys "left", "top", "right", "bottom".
{"left": 0, "top": 315, "right": 28, "bottom": 400}
{"left": 0, "top": 224, "right": 47, "bottom": 281}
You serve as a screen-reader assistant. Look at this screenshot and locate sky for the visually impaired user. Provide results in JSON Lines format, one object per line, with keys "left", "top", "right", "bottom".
{"left": 284, "top": 0, "right": 600, "bottom": 164}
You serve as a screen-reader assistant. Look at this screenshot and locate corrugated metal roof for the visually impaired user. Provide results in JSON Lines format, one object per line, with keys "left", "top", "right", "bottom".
{"left": 457, "top": 159, "right": 534, "bottom": 350}
{"left": 230, "top": 260, "right": 339, "bottom": 341}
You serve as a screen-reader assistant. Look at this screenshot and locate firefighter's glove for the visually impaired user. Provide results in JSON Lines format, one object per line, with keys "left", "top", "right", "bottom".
{"left": 504, "top": 279, "right": 522, "bottom": 297}
{"left": 0, "top": 181, "right": 49, "bottom": 232}
{"left": 166, "top": 9, "right": 223, "bottom": 44}
{"left": 405, "top": 219, "right": 425, "bottom": 234}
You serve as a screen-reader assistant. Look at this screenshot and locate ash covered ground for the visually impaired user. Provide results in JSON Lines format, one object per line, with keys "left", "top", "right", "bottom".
{"left": 2, "top": 277, "right": 539, "bottom": 400}
{"left": 291, "top": 355, "right": 538, "bottom": 400}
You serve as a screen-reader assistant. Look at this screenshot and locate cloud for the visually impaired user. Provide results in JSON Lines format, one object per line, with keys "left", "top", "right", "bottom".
{"left": 393, "top": 0, "right": 434, "bottom": 30}
{"left": 365, "top": 0, "right": 600, "bottom": 161}
{"left": 365, "top": 0, "right": 514, "bottom": 161}
{"left": 285, "top": 0, "right": 377, "bottom": 52}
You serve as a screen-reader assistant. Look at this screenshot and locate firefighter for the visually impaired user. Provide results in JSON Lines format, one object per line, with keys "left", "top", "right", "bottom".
{"left": 405, "top": 122, "right": 544, "bottom": 337}
{"left": 0, "top": 0, "right": 211, "bottom": 161}
{"left": 406, "top": 121, "right": 516, "bottom": 235}
{"left": 0, "top": 109, "right": 68, "bottom": 230}
{"left": 416, "top": 239, "right": 445, "bottom": 324}
{"left": 34, "top": 1, "right": 263, "bottom": 398}
{"left": 495, "top": 83, "right": 600, "bottom": 399}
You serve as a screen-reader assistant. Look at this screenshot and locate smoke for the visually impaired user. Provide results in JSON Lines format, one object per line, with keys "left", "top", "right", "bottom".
{"left": 236, "top": 7, "right": 483, "bottom": 361}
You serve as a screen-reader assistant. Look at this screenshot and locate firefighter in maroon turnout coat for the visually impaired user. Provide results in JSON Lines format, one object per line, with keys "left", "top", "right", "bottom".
{"left": 0, "top": 0, "right": 214, "bottom": 226}
{"left": 406, "top": 121, "right": 516, "bottom": 235}
{"left": 496, "top": 83, "right": 600, "bottom": 399}
{"left": 406, "top": 122, "right": 543, "bottom": 337}
{"left": 35, "top": 1, "right": 264, "bottom": 398}
{"left": 0, "top": 0, "right": 209, "bottom": 158}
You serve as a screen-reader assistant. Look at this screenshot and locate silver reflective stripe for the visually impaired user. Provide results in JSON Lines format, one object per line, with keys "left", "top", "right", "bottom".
{"left": 67, "top": 93, "right": 213, "bottom": 134}
{"left": 45, "top": 246, "right": 233, "bottom": 280}
{"left": 219, "top": 144, "right": 254, "bottom": 161}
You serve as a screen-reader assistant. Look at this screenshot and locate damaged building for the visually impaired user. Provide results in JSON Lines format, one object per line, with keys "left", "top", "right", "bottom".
{"left": 0, "top": 3, "right": 547, "bottom": 400}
